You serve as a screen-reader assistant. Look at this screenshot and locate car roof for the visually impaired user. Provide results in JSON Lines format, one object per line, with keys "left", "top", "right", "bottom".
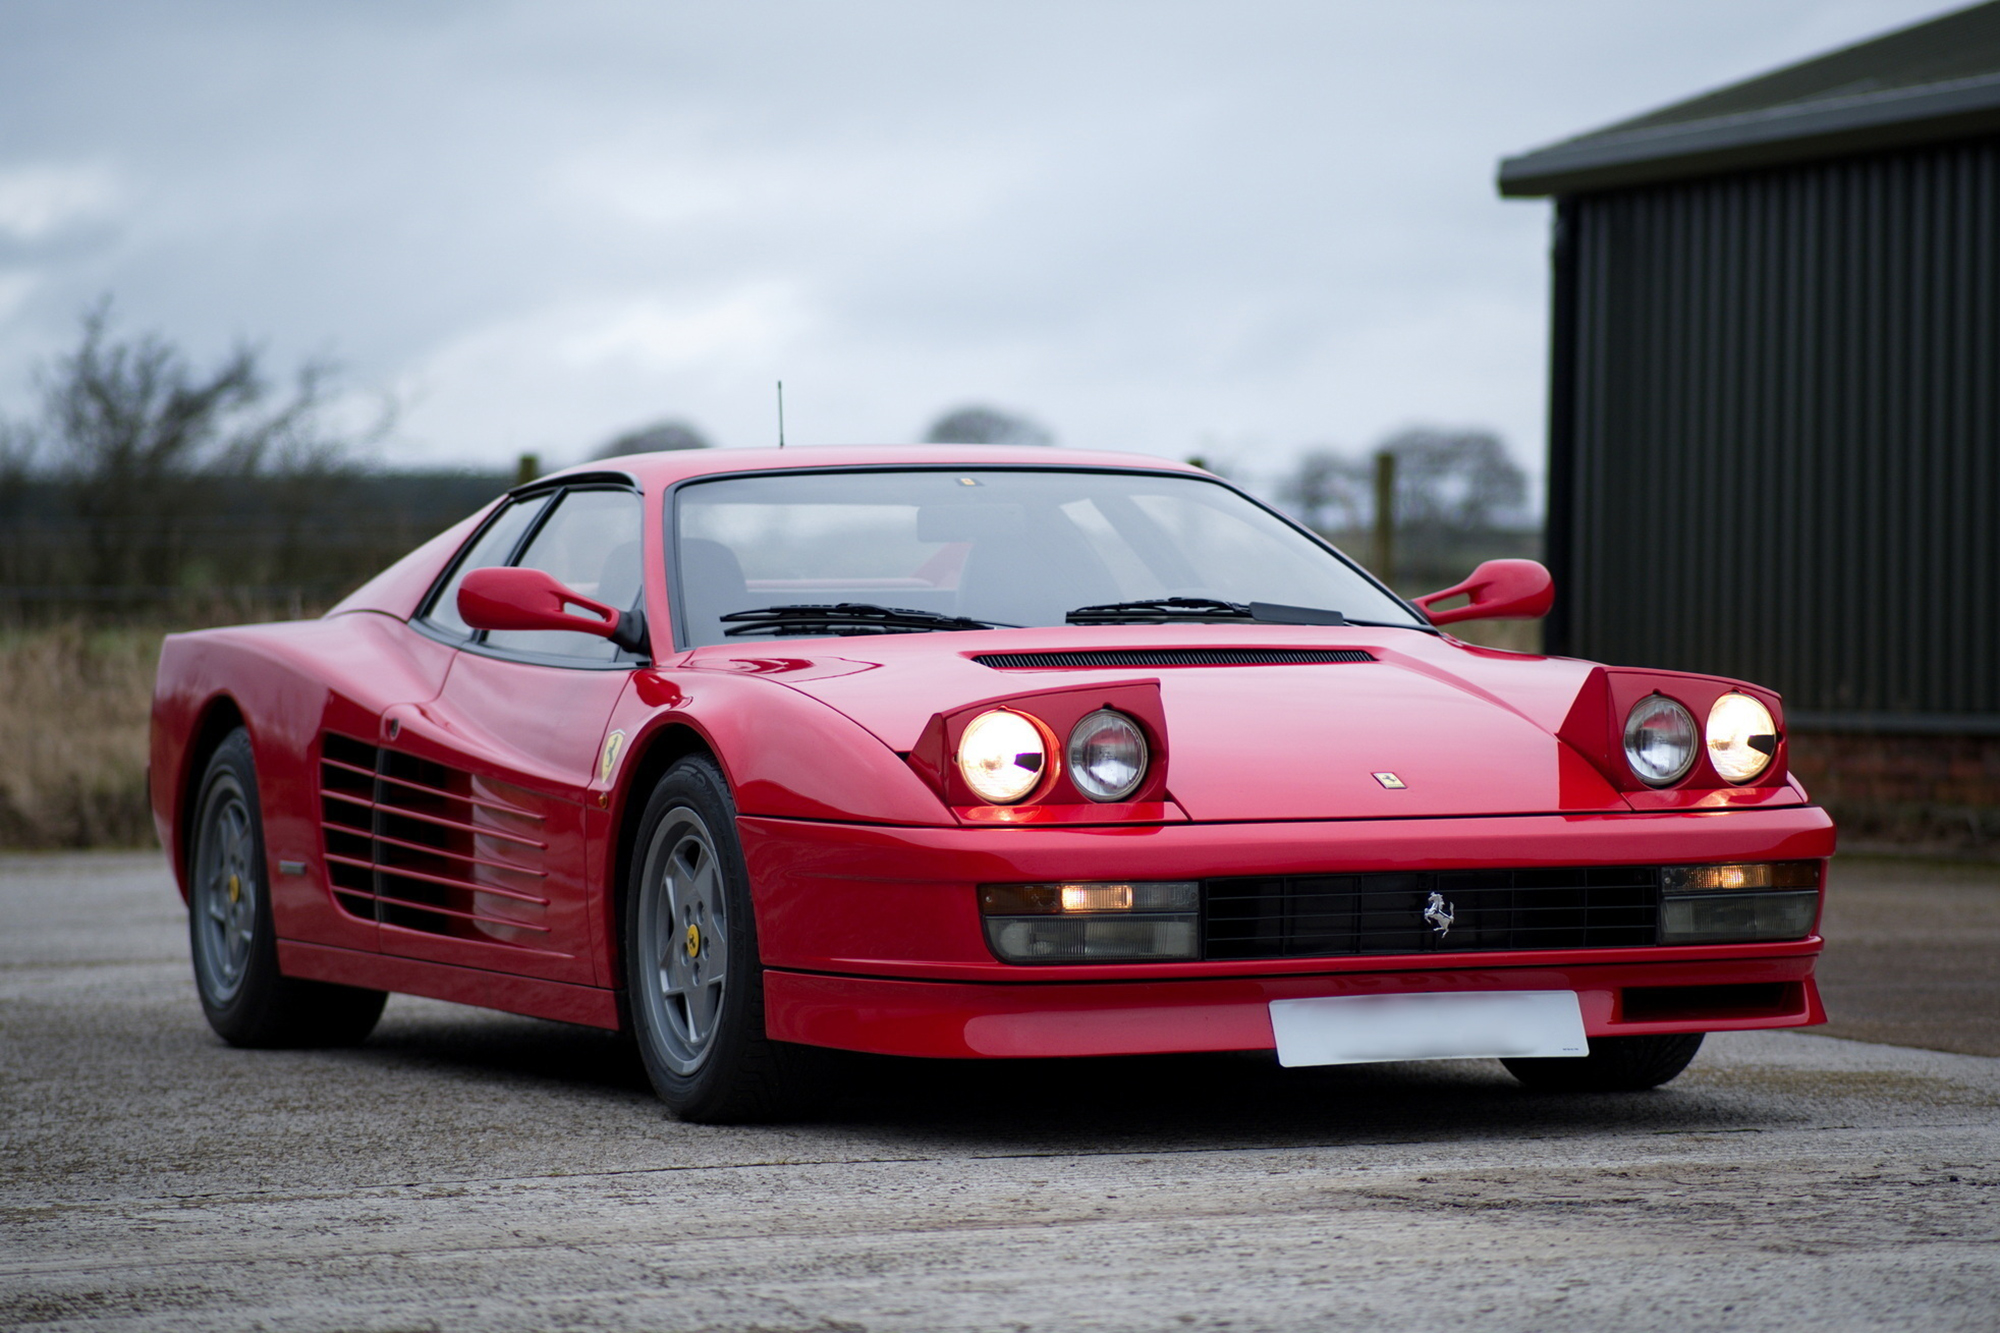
{"left": 529, "top": 444, "right": 1212, "bottom": 493}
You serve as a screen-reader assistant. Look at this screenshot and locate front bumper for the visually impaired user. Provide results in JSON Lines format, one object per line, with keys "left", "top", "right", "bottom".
{"left": 739, "top": 805, "right": 1835, "bottom": 1058}
{"left": 766, "top": 954, "right": 1823, "bottom": 1058}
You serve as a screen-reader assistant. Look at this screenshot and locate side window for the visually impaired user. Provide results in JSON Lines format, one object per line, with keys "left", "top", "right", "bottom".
{"left": 421, "top": 495, "right": 551, "bottom": 639}
{"left": 484, "top": 488, "right": 645, "bottom": 663}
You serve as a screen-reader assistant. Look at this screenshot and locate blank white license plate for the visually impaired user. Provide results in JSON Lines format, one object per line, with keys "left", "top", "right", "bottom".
{"left": 1268, "top": 990, "right": 1589, "bottom": 1068}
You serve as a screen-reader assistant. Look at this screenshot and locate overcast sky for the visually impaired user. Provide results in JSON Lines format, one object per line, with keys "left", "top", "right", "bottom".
{"left": 0, "top": 0, "right": 1961, "bottom": 491}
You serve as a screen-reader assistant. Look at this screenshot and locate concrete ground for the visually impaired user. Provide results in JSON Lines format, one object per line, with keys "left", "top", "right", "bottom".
{"left": 1814, "top": 855, "right": 2000, "bottom": 1056}
{"left": 1, "top": 852, "right": 1995, "bottom": 1333}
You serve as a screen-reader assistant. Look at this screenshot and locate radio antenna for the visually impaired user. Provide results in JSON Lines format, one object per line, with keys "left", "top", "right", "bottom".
{"left": 776, "top": 380, "right": 786, "bottom": 449}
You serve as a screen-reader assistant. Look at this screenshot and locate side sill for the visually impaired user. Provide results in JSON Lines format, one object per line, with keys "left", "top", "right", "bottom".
{"left": 278, "top": 940, "right": 621, "bottom": 1030}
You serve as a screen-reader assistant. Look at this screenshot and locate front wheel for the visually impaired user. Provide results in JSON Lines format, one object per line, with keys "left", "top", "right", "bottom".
{"left": 188, "top": 728, "right": 386, "bottom": 1048}
{"left": 623, "top": 756, "right": 825, "bottom": 1122}
{"left": 1503, "top": 1032, "right": 1705, "bottom": 1092}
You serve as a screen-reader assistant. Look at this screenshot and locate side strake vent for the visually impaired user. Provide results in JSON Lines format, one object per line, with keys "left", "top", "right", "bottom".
{"left": 973, "top": 648, "right": 1376, "bottom": 669}
{"left": 318, "top": 733, "right": 559, "bottom": 953}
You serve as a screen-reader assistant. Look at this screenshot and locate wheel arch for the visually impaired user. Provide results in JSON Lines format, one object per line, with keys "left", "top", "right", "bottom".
{"left": 607, "top": 720, "right": 723, "bottom": 1003}
{"left": 176, "top": 693, "right": 249, "bottom": 887}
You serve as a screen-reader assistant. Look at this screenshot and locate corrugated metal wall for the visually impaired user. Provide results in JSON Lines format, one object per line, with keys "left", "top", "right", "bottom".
{"left": 1552, "top": 136, "right": 2000, "bottom": 729}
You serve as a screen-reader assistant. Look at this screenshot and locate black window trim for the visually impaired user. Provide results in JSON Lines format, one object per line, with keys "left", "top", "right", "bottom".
{"left": 412, "top": 479, "right": 649, "bottom": 672}
{"left": 661, "top": 462, "right": 1436, "bottom": 653}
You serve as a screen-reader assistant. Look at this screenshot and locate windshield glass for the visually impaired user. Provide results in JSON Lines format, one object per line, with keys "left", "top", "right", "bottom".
{"left": 672, "top": 468, "right": 1422, "bottom": 646}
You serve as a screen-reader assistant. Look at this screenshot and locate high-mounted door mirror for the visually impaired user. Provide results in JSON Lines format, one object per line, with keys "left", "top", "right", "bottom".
{"left": 1413, "top": 559, "right": 1554, "bottom": 626}
{"left": 457, "top": 566, "right": 648, "bottom": 655}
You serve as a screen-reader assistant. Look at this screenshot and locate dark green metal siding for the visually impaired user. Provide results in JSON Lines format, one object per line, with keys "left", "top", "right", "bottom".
{"left": 1549, "top": 136, "right": 2000, "bottom": 731}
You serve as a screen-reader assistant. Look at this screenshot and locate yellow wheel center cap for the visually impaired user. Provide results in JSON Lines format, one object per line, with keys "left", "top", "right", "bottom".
{"left": 685, "top": 923, "right": 701, "bottom": 958}
{"left": 227, "top": 874, "right": 241, "bottom": 904}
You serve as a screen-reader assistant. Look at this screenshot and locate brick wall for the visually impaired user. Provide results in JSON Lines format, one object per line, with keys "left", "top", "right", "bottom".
{"left": 1788, "top": 730, "right": 2000, "bottom": 859}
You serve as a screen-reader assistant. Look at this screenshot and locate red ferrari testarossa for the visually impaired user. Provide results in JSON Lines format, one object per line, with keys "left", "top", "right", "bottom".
{"left": 151, "top": 446, "right": 1832, "bottom": 1120}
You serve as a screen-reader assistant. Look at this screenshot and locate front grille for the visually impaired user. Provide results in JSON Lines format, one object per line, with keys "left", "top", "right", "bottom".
{"left": 318, "top": 733, "right": 555, "bottom": 950}
{"left": 1203, "top": 865, "right": 1661, "bottom": 960}
{"left": 974, "top": 647, "right": 1376, "bottom": 669}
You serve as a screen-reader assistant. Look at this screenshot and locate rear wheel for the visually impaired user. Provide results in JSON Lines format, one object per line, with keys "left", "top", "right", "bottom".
{"left": 188, "top": 728, "right": 386, "bottom": 1047}
{"left": 1503, "top": 1032, "right": 1704, "bottom": 1092}
{"left": 624, "top": 756, "right": 825, "bottom": 1122}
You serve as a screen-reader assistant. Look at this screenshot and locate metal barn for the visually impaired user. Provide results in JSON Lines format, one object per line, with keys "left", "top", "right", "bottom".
{"left": 1499, "top": 2, "right": 2000, "bottom": 852}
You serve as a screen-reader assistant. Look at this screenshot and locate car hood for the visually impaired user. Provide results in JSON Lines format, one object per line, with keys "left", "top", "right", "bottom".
{"left": 684, "top": 628, "right": 1630, "bottom": 819}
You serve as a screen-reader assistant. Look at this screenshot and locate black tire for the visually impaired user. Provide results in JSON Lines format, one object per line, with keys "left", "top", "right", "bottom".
{"left": 188, "top": 728, "right": 386, "bottom": 1048}
{"left": 1503, "top": 1032, "right": 1705, "bottom": 1092}
{"left": 622, "top": 755, "right": 826, "bottom": 1122}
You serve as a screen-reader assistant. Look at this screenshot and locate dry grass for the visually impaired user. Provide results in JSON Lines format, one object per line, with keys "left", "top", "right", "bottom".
{"left": 0, "top": 626, "right": 164, "bottom": 849}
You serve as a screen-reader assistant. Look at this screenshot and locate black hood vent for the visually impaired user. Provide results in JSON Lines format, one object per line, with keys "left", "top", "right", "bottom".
{"left": 973, "top": 647, "right": 1375, "bottom": 669}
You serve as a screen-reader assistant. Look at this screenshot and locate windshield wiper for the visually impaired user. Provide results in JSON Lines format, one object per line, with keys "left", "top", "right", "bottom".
{"left": 1067, "top": 597, "right": 1348, "bottom": 626}
{"left": 720, "top": 603, "right": 1014, "bottom": 637}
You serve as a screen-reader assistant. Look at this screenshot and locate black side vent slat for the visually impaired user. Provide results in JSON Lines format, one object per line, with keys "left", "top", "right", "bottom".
{"left": 316, "top": 732, "right": 556, "bottom": 952}
{"left": 974, "top": 648, "right": 1376, "bottom": 669}
{"left": 1203, "top": 865, "right": 1663, "bottom": 960}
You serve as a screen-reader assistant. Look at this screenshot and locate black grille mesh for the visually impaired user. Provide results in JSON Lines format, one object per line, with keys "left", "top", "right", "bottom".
{"left": 974, "top": 647, "right": 1376, "bottom": 669}
{"left": 1204, "top": 865, "right": 1661, "bottom": 960}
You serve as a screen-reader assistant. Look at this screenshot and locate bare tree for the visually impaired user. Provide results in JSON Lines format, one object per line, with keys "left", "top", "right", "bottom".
{"left": 1378, "top": 427, "right": 1528, "bottom": 534}
{"left": 923, "top": 405, "right": 1055, "bottom": 447}
{"left": 31, "top": 302, "right": 374, "bottom": 593}
{"left": 1280, "top": 447, "right": 1369, "bottom": 534}
{"left": 1273, "top": 426, "right": 1534, "bottom": 590}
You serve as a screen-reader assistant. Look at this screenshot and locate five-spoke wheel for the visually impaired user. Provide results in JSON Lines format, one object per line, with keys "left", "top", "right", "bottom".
{"left": 635, "top": 805, "right": 731, "bottom": 1073}
{"left": 624, "top": 755, "right": 826, "bottom": 1121}
{"left": 187, "top": 728, "right": 386, "bottom": 1047}
{"left": 190, "top": 771, "right": 259, "bottom": 1004}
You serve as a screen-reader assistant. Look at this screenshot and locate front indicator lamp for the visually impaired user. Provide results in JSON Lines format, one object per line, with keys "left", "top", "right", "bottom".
{"left": 1660, "top": 861, "right": 1820, "bottom": 944}
{"left": 1623, "top": 694, "right": 1699, "bottom": 786}
{"left": 1707, "top": 692, "right": 1779, "bottom": 783}
{"left": 956, "top": 709, "right": 1049, "bottom": 804}
{"left": 1066, "top": 709, "right": 1149, "bottom": 802}
{"left": 979, "top": 881, "right": 1199, "bottom": 962}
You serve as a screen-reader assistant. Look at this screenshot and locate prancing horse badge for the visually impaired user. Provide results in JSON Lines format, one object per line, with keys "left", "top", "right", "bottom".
{"left": 1422, "top": 890, "right": 1455, "bottom": 938}
{"left": 599, "top": 729, "right": 627, "bottom": 785}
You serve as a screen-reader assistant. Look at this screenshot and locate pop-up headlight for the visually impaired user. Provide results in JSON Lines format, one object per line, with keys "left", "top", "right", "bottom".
{"left": 979, "top": 881, "right": 1198, "bottom": 962}
{"left": 1066, "top": 709, "right": 1149, "bottom": 802}
{"left": 1660, "top": 861, "right": 1820, "bottom": 944}
{"left": 1706, "top": 692, "right": 1779, "bottom": 783}
{"left": 956, "top": 709, "right": 1049, "bottom": 804}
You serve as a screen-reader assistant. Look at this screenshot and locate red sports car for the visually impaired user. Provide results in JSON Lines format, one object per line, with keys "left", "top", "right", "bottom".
{"left": 151, "top": 446, "right": 1832, "bottom": 1121}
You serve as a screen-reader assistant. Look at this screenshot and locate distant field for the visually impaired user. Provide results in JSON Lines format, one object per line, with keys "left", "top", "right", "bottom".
{"left": 0, "top": 624, "right": 166, "bottom": 849}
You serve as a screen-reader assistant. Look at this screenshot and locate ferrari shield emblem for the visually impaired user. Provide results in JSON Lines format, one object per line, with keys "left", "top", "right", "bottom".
{"left": 599, "top": 729, "right": 627, "bottom": 785}
{"left": 1372, "top": 772, "right": 1406, "bottom": 789}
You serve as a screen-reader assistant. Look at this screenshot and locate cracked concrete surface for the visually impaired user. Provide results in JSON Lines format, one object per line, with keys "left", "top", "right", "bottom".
{"left": 2, "top": 852, "right": 1996, "bottom": 1332}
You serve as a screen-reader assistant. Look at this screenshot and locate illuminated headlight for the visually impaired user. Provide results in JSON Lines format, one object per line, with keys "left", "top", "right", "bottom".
{"left": 1660, "top": 861, "right": 1820, "bottom": 943}
{"left": 1066, "top": 709, "right": 1149, "bottom": 802}
{"left": 979, "top": 881, "right": 1198, "bottom": 962}
{"left": 957, "top": 709, "right": 1048, "bottom": 804}
{"left": 1707, "top": 693, "right": 1779, "bottom": 783}
{"left": 1623, "top": 694, "right": 1698, "bottom": 786}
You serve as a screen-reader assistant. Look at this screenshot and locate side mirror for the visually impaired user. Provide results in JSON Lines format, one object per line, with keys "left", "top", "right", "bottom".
{"left": 456, "top": 566, "right": 649, "bottom": 656}
{"left": 1412, "top": 558, "right": 1554, "bottom": 626}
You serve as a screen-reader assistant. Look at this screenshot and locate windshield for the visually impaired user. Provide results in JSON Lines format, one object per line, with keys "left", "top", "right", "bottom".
{"left": 672, "top": 468, "right": 1422, "bottom": 646}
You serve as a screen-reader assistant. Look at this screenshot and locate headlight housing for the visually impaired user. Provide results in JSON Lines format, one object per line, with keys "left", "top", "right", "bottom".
{"left": 1623, "top": 694, "right": 1698, "bottom": 786}
{"left": 1066, "top": 709, "right": 1149, "bottom": 802}
{"left": 956, "top": 709, "right": 1050, "bottom": 804}
{"left": 1707, "top": 692, "right": 1779, "bottom": 783}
